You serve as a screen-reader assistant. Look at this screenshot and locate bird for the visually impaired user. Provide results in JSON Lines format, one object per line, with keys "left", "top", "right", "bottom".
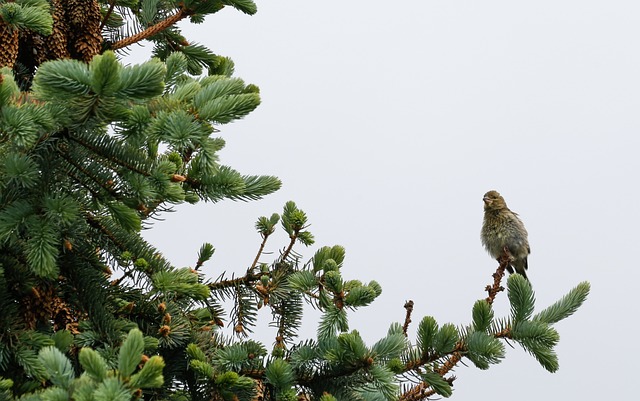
{"left": 481, "top": 190, "right": 530, "bottom": 280}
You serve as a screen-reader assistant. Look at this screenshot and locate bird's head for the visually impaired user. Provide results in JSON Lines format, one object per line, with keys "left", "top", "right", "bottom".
{"left": 483, "top": 190, "right": 507, "bottom": 211}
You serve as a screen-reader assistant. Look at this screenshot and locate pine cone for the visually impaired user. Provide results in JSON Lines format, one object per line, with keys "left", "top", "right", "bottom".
{"left": 23, "top": 30, "right": 49, "bottom": 65}
{"left": 46, "top": 0, "right": 71, "bottom": 61}
{"left": 65, "top": 0, "right": 102, "bottom": 62}
{"left": 0, "top": 23, "right": 19, "bottom": 68}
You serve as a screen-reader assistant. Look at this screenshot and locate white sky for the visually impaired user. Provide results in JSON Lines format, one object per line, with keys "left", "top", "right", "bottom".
{"left": 135, "top": 1, "right": 639, "bottom": 399}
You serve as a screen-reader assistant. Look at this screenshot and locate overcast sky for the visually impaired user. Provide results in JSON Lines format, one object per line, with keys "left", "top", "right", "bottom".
{"left": 135, "top": 1, "right": 638, "bottom": 399}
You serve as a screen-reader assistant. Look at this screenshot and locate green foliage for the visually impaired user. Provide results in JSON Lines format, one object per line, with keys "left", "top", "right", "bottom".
{"left": 0, "top": 0, "right": 53, "bottom": 34}
{"left": 417, "top": 316, "right": 438, "bottom": 354}
{"left": 265, "top": 358, "right": 294, "bottom": 392}
{"left": 51, "top": 331, "right": 74, "bottom": 353}
{"left": 511, "top": 321, "right": 560, "bottom": 372}
{"left": 421, "top": 371, "right": 453, "bottom": 397}
{"left": 433, "top": 323, "right": 459, "bottom": 354}
{"left": 312, "top": 246, "right": 345, "bottom": 273}
{"left": 92, "top": 377, "right": 131, "bottom": 401}
{"left": 129, "top": 356, "right": 165, "bottom": 388}
{"left": 465, "top": 332, "right": 505, "bottom": 370}
{"left": 38, "top": 346, "right": 75, "bottom": 389}
{"left": 151, "top": 268, "right": 210, "bottom": 300}
{"left": 79, "top": 348, "right": 108, "bottom": 382}
{"left": 281, "top": 201, "right": 314, "bottom": 246}
{"left": 472, "top": 299, "right": 494, "bottom": 332}
{"left": 533, "top": 281, "right": 591, "bottom": 324}
{"left": 197, "top": 242, "right": 216, "bottom": 266}
{"left": 0, "top": 68, "right": 19, "bottom": 107}
{"left": 508, "top": 274, "right": 535, "bottom": 322}
{"left": 256, "top": 213, "right": 280, "bottom": 237}
{"left": 117, "top": 329, "right": 144, "bottom": 377}
{"left": 370, "top": 329, "right": 406, "bottom": 361}
{"left": 1, "top": 331, "right": 165, "bottom": 400}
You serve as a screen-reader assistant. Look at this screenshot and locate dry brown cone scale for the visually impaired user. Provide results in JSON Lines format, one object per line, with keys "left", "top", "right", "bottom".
{"left": 21, "top": 283, "right": 80, "bottom": 333}
{"left": 3, "top": 1, "right": 199, "bottom": 70}
{"left": 65, "top": 0, "right": 102, "bottom": 63}
{"left": 10, "top": 0, "right": 99, "bottom": 71}
{"left": 0, "top": 22, "right": 19, "bottom": 68}
{"left": 46, "top": 0, "right": 71, "bottom": 61}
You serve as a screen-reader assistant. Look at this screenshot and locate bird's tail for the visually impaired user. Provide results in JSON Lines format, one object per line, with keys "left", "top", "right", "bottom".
{"left": 511, "top": 261, "right": 529, "bottom": 281}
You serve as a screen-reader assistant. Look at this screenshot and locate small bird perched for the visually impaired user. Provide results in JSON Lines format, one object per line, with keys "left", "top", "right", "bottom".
{"left": 481, "top": 190, "right": 530, "bottom": 280}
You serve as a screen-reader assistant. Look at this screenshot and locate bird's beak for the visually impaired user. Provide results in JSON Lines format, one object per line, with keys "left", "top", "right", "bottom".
{"left": 483, "top": 196, "right": 490, "bottom": 204}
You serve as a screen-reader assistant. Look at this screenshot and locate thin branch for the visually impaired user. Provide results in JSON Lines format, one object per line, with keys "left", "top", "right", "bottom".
{"left": 56, "top": 146, "right": 122, "bottom": 200}
{"left": 208, "top": 272, "right": 262, "bottom": 291}
{"left": 67, "top": 134, "right": 151, "bottom": 178}
{"left": 485, "top": 247, "right": 511, "bottom": 305}
{"left": 399, "top": 376, "right": 456, "bottom": 401}
{"left": 100, "top": 0, "right": 117, "bottom": 31}
{"left": 232, "top": 287, "right": 249, "bottom": 337}
{"left": 111, "top": 7, "right": 188, "bottom": 50}
{"left": 494, "top": 327, "right": 511, "bottom": 339}
{"left": 281, "top": 228, "right": 302, "bottom": 262}
{"left": 250, "top": 232, "right": 271, "bottom": 270}
{"left": 403, "top": 300, "right": 414, "bottom": 336}
{"left": 435, "top": 344, "right": 464, "bottom": 376}
{"left": 400, "top": 252, "right": 513, "bottom": 401}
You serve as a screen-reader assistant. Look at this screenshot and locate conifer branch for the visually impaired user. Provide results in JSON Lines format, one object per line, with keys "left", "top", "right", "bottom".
{"left": 58, "top": 150, "right": 122, "bottom": 200}
{"left": 208, "top": 272, "right": 263, "bottom": 291}
{"left": 401, "top": 252, "right": 513, "bottom": 401}
{"left": 399, "top": 385, "right": 437, "bottom": 401}
{"left": 402, "top": 342, "right": 464, "bottom": 374}
{"left": 400, "top": 345, "right": 461, "bottom": 401}
{"left": 111, "top": 8, "right": 189, "bottom": 50}
{"left": 435, "top": 345, "right": 464, "bottom": 375}
{"left": 281, "top": 230, "right": 300, "bottom": 262}
{"left": 250, "top": 232, "right": 271, "bottom": 270}
{"left": 100, "top": 0, "right": 117, "bottom": 31}
{"left": 403, "top": 300, "right": 414, "bottom": 336}
{"left": 485, "top": 247, "right": 510, "bottom": 305}
{"left": 67, "top": 171, "right": 103, "bottom": 201}
{"left": 399, "top": 376, "right": 456, "bottom": 401}
{"left": 67, "top": 134, "right": 151, "bottom": 178}
{"left": 233, "top": 287, "right": 248, "bottom": 336}
{"left": 83, "top": 214, "right": 152, "bottom": 288}
{"left": 0, "top": 2, "right": 590, "bottom": 398}
{"left": 296, "top": 359, "right": 373, "bottom": 388}
{"left": 494, "top": 327, "right": 511, "bottom": 339}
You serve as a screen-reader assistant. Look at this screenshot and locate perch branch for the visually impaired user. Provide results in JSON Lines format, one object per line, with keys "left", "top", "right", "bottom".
{"left": 403, "top": 300, "right": 414, "bottom": 336}
{"left": 485, "top": 247, "right": 511, "bottom": 305}
{"left": 399, "top": 251, "right": 513, "bottom": 400}
{"left": 111, "top": 8, "right": 189, "bottom": 50}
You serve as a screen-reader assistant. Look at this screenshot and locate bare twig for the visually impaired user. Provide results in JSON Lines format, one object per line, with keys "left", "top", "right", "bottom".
{"left": 208, "top": 273, "right": 262, "bottom": 291}
{"left": 399, "top": 375, "right": 456, "bottom": 401}
{"left": 435, "top": 344, "right": 464, "bottom": 375}
{"left": 403, "top": 300, "right": 414, "bottom": 336}
{"left": 399, "top": 251, "right": 514, "bottom": 401}
{"left": 250, "top": 233, "right": 271, "bottom": 270}
{"left": 485, "top": 247, "right": 511, "bottom": 305}
{"left": 280, "top": 231, "right": 299, "bottom": 262}
{"left": 100, "top": 0, "right": 117, "bottom": 31}
{"left": 111, "top": 8, "right": 188, "bottom": 50}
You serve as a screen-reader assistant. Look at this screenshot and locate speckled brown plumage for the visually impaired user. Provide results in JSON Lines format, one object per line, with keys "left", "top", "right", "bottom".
{"left": 481, "top": 190, "right": 530, "bottom": 280}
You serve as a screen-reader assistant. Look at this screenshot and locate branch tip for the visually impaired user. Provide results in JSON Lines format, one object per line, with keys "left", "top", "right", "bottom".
{"left": 485, "top": 248, "right": 511, "bottom": 305}
{"left": 403, "top": 300, "right": 414, "bottom": 336}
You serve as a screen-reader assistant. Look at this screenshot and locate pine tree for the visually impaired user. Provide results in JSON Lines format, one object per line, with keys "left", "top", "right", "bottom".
{"left": 0, "top": 2, "right": 589, "bottom": 400}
